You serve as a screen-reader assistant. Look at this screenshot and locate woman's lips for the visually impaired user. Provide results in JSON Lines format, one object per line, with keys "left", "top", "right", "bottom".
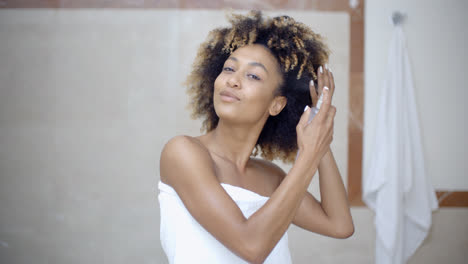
{"left": 220, "top": 90, "right": 240, "bottom": 102}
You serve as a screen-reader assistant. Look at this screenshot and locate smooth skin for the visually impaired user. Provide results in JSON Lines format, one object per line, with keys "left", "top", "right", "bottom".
{"left": 160, "top": 44, "right": 354, "bottom": 264}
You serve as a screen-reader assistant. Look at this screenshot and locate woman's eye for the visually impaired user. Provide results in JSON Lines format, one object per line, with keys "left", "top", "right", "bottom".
{"left": 223, "top": 67, "right": 234, "bottom": 72}
{"left": 248, "top": 74, "right": 261, "bottom": 81}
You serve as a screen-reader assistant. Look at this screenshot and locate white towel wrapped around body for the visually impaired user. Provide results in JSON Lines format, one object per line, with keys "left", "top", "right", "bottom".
{"left": 158, "top": 181, "right": 292, "bottom": 264}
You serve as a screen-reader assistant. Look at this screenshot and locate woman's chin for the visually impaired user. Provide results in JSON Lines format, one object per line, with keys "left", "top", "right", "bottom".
{"left": 214, "top": 109, "right": 238, "bottom": 122}
{"left": 214, "top": 100, "right": 238, "bottom": 117}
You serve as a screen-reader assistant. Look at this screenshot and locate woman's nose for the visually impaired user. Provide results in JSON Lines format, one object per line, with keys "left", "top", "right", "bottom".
{"left": 227, "top": 73, "right": 240, "bottom": 89}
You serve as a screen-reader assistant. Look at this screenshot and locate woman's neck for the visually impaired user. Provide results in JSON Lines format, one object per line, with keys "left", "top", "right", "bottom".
{"left": 203, "top": 119, "right": 265, "bottom": 173}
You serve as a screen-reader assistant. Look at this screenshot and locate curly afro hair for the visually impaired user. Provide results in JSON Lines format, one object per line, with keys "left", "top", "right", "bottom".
{"left": 186, "top": 10, "right": 330, "bottom": 163}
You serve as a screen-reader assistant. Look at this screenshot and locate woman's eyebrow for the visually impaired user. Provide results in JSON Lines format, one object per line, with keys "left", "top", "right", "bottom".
{"left": 227, "top": 57, "right": 269, "bottom": 74}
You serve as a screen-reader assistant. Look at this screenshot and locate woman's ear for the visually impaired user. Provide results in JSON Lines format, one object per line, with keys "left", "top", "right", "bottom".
{"left": 269, "top": 96, "right": 287, "bottom": 116}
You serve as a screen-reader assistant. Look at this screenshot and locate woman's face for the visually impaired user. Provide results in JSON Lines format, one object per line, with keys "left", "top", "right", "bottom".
{"left": 213, "top": 44, "right": 285, "bottom": 126}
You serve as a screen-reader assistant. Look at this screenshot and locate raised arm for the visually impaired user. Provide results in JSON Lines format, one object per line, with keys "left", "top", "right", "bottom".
{"left": 292, "top": 148, "right": 354, "bottom": 238}
{"left": 292, "top": 65, "right": 354, "bottom": 238}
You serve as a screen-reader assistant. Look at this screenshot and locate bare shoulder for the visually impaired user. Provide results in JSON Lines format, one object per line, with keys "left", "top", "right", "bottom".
{"left": 249, "top": 157, "right": 287, "bottom": 191}
{"left": 161, "top": 135, "right": 207, "bottom": 156}
{"left": 159, "top": 135, "right": 214, "bottom": 185}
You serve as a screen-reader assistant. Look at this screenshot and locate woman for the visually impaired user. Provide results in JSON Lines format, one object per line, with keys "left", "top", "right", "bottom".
{"left": 159, "top": 11, "right": 354, "bottom": 264}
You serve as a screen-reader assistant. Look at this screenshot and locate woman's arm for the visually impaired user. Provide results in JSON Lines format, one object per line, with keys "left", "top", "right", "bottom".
{"left": 318, "top": 148, "right": 354, "bottom": 236}
{"left": 292, "top": 148, "right": 354, "bottom": 238}
{"left": 292, "top": 65, "right": 354, "bottom": 238}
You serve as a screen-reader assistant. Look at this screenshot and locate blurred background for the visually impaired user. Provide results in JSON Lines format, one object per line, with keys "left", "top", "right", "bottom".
{"left": 0, "top": 0, "right": 467, "bottom": 263}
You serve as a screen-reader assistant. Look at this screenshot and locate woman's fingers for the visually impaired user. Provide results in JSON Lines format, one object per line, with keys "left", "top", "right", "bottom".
{"left": 324, "top": 64, "right": 331, "bottom": 89}
{"left": 317, "top": 63, "right": 335, "bottom": 114}
{"left": 317, "top": 64, "right": 335, "bottom": 103}
{"left": 297, "top": 105, "right": 312, "bottom": 129}
{"left": 326, "top": 105, "right": 337, "bottom": 126}
{"left": 296, "top": 64, "right": 336, "bottom": 157}
{"left": 305, "top": 64, "right": 336, "bottom": 124}
{"left": 317, "top": 65, "right": 324, "bottom": 95}
{"left": 328, "top": 67, "right": 335, "bottom": 97}
{"left": 316, "top": 86, "right": 331, "bottom": 119}
{"left": 310, "top": 80, "right": 318, "bottom": 106}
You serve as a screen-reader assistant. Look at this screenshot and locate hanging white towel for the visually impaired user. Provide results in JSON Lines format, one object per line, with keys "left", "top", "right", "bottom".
{"left": 362, "top": 25, "right": 439, "bottom": 264}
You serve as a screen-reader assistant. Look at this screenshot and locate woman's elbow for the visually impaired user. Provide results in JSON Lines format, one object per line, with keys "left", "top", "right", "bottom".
{"left": 238, "top": 238, "right": 271, "bottom": 264}
{"left": 333, "top": 222, "right": 355, "bottom": 239}
{"left": 245, "top": 255, "right": 268, "bottom": 264}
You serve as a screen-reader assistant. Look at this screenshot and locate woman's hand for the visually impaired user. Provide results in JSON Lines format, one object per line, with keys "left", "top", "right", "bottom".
{"left": 296, "top": 65, "right": 336, "bottom": 163}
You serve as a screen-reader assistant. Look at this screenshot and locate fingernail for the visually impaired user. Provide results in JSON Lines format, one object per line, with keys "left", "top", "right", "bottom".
{"left": 319, "top": 66, "right": 323, "bottom": 74}
{"left": 329, "top": 67, "right": 332, "bottom": 73}
{"left": 310, "top": 80, "right": 314, "bottom": 86}
{"left": 325, "top": 64, "right": 328, "bottom": 70}
{"left": 323, "top": 86, "right": 329, "bottom": 93}
{"left": 304, "top": 105, "right": 309, "bottom": 112}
